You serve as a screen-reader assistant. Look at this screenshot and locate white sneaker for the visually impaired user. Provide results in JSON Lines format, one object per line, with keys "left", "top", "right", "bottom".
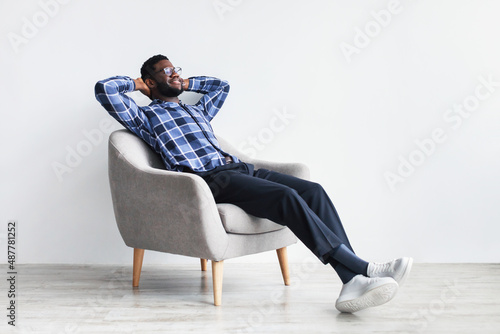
{"left": 335, "top": 275, "right": 399, "bottom": 313}
{"left": 367, "top": 257, "right": 413, "bottom": 286}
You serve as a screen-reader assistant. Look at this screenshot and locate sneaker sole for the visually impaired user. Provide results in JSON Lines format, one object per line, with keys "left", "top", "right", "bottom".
{"left": 397, "top": 257, "right": 414, "bottom": 287}
{"left": 335, "top": 282, "right": 398, "bottom": 313}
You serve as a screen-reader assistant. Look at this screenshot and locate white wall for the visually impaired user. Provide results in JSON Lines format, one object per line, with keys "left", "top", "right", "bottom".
{"left": 1, "top": 0, "right": 499, "bottom": 265}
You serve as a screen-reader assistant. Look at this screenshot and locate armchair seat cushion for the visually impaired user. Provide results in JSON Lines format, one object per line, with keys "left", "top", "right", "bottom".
{"left": 217, "top": 203, "right": 285, "bottom": 235}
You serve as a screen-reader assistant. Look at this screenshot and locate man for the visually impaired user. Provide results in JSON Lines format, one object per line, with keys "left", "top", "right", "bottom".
{"left": 95, "top": 54, "right": 413, "bottom": 313}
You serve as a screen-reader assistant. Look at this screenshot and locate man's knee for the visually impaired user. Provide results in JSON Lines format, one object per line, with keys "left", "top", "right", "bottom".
{"left": 274, "top": 186, "right": 301, "bottom": 203}
{"left": 304, "top": 181, "right": 325, "bottom": 195}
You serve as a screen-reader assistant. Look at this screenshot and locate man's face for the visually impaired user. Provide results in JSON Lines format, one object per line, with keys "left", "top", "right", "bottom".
{"left": 151, "top": 59, "right": 184, "bottom": 97}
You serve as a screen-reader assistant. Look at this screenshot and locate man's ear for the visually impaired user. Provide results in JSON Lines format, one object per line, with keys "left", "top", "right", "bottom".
{"left": 145, "top": 78, "right": 156, "bottom": 89}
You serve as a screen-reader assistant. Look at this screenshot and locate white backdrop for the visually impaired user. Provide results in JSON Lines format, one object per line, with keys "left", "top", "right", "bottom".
{"left": 1, "top": 0, "right": 499, "bottom": 265}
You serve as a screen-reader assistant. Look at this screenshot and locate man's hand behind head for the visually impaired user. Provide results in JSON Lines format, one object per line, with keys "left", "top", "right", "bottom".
{"left": 133, "top": 78, "right": 152, "bottom": 99}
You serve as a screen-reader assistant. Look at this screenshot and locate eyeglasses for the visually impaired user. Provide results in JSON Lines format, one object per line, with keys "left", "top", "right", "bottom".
{"left": 157, "top": 66, "right": 182, "bottom": 76}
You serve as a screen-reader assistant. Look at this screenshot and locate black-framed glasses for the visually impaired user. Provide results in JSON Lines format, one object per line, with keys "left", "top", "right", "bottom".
{"left": 157, "top": 66, "right": 182, "bottom": 76}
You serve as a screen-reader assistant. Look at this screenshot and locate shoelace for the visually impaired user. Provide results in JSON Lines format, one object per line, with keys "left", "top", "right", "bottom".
{"left": 372, "top": 261, "right": 394, "bottom": 275}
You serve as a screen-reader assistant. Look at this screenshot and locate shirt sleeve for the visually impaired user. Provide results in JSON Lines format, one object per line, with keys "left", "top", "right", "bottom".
{"left": 94, "top": 76, "right": 153, "bottom": 140}
{"left": 187, "top": 76, "right": 230, "bottom": 122}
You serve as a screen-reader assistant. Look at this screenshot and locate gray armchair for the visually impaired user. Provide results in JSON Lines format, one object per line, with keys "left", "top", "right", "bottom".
{"left": 107, "top": 129, "right": 310, "bottom": 305}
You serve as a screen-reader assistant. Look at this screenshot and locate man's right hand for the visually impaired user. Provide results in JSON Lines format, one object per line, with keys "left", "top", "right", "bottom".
{"left": 133, "top": 78, "right": 151, "bottom": 99}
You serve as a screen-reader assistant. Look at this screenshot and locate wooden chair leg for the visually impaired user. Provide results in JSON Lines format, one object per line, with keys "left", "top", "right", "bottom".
{"left": 276, "top": 247, "right": 291, "bottom": 286}
{"left": 211, "top": 260, "right": 224, "bottom": 306}
{"left": 200, "top": 258, "right": 208, "bottom": 271}
{"left": 133, "top": 248, "right": 145, "bottom": 287}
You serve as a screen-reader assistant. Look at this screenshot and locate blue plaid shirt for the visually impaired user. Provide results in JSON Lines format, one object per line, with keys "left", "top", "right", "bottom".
{"left": 95, "top": 76, "right": 239, "bottom": 172}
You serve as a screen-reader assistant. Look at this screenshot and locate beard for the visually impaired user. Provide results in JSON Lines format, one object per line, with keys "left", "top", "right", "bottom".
{"left": 156, "top": 79, "right": 184, "bottom": 97}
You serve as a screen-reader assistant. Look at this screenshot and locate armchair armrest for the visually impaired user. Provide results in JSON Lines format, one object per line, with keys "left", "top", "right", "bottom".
{"left": 216, "top": 135, "right": 310, "bottom": 180}
{"left": 240, "top": 157, "right": 310, "bottom": 180}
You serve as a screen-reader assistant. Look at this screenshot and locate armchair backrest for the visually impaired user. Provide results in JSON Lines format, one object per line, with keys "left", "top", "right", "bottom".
{"left": 108, "top": 129, "right": 243, "bottom": 171}
{"left": 109, "top": 129, "right": 166, "bottom": 170}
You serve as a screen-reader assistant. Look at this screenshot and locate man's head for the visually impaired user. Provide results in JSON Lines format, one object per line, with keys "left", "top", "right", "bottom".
{"left": 140, "top": 54, "right": 184, "bottom": 99}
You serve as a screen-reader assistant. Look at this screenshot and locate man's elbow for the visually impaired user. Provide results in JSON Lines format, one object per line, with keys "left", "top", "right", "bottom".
{"left": 94, "top": 79, "right": 115, "bottom": 106}
{"left": 94, "top": 79, "right": 118, "bottom": 100}
{"left": 94, "top": 80, "right": 107, "bottom": 97}
{"left": 222, "top": 80, "right": 230, "bottom": 93}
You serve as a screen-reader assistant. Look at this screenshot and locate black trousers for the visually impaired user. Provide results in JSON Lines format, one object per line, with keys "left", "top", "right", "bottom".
{"left": 192, "top": 162, "right": 355, "bottom": 264}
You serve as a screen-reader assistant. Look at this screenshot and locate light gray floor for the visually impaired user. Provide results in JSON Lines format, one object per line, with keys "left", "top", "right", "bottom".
{"left": 1, "top": 262, "right": 499, "bottom": 333}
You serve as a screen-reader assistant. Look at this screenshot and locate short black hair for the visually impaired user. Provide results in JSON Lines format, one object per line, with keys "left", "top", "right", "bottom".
{"left": 141, "top": 54, "right": 169, "bottom": 80}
